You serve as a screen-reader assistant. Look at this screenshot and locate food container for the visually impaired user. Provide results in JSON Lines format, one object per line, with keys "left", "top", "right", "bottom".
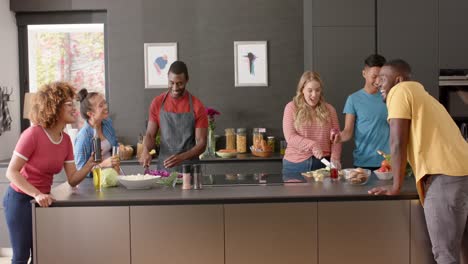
{"left": 252, "top": 128, "right": 266, "bottom": 148}
{"left": 267, "top": 136, "right": 275, "bottom": 152}
{"left": 374, "top": 170, "right": 393, "bottom": 180}
{"left": 236, "top": 128, "right": 247, "bottom": 153}
{"left": 225, "top": 128, "right": 236, "bottom": 150}
{"left": 342, "top": 168, "right": 371, "bottom": 185}
{"left": 250, "top": 146, "right": 273, "bottom": 157}
{"left": 118, "top": 174, "right": 161, "bottom": 189}
{"left": 216, "top": 149, "right": 237, "bottom": 158}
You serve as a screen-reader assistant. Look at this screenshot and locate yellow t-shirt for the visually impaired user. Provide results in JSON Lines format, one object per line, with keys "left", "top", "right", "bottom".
{"left": 387, "top": 81, "right": 468, "bottom": 204}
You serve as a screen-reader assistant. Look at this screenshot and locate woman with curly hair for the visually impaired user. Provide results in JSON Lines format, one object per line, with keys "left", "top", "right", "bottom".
{"left": 282, "top": 71, "right": 342, "bottom": 175}
{"left": 74, "top": 88, "right": 119, "bottom": 175}
{"left": 3, "top": 82, "right": 97, "bottom": 263}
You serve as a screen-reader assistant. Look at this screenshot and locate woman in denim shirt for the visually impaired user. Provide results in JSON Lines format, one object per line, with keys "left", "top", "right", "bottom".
{"left": 74, "top": 89, "right": 120, "bottom": 174}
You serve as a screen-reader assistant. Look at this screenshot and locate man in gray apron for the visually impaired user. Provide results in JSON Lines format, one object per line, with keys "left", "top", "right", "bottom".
{"left": 140, "top": 61, "right": 208, "bottom": 170}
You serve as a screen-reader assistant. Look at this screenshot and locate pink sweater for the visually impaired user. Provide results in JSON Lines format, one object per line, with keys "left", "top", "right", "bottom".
{"left": 282, "top": 101, "right": 342, "bottom": 163}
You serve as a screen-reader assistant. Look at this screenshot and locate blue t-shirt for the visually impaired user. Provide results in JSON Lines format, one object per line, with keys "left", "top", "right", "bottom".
{"left": 343, "top": 89, "right": 390, "bottom": 167}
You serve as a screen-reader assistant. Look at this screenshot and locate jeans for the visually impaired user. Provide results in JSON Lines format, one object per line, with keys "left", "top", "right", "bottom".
{"left": 3, "top": 186, "right": 33, "bottom": 264}
{"left": 282, "top": 156, "right": 326, "bottom": 175}
{"left": 424, "top": 174, "right": 468, "bottom": 264}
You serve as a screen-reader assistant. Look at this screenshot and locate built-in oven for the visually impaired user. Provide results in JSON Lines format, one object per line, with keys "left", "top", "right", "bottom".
{"left": 439, "top": 69, "right": 468, "bottom": 141}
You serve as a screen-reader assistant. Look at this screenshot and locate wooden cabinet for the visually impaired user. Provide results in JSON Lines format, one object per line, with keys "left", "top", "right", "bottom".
{"left": 130, "top": 205, "right": 224, "bottom": 264}
{"left": 224, "top": 203, "right": 318, "bottom": 264}
{"left": 410, "top": 200, "right": 436, "bottom": 264}
{"left": 34, "top": 207, "right": 130, "bottom": 264}
{"left": 318, "top": 201, "right": 410, "bottom": 264}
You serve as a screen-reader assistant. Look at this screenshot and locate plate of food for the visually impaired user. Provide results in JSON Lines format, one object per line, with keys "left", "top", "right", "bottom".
{"left": 342, "top": 168, "right": 371, "bottom": 185}
{"left": 118, "top": 174, "right": 161, "bottom": 189}
{"left": 302, "top": 168, "right": 330, "bottom": 182}
{"left": 216, "top": 149, "right": 238, "bottom": 158}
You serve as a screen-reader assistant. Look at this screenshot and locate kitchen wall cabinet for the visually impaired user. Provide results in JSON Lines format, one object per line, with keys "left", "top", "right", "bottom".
{"left": 318, "top": 201, "right": 410, "bottom": 264}
{"left": 35, "top": 206, "right": 130, "bottom": 264}
{"left": 224, "top": 203, "right": 318, "bottom": 264}
{"left": 311, "top": 0, "right": 374, "bottom": 27}
{"left": 130, "top": 205, "right": 224, "bottom": 264}
{"left": 439, "top": 0, "right": 468, "bottom": 69}
{"left": 377, "top": 0, "right": 438, "bottom": 97}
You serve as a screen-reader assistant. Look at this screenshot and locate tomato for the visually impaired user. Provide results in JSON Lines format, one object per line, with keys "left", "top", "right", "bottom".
{"left": 377, "top": 166, "right": 390, "bottom": 172}
{"left": 381, "top": 160, "right": 391, "bottom": 169}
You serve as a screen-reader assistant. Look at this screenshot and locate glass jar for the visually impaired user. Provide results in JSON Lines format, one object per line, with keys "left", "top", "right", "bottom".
{"left": 225, "top": 128, "right": 236, "bottom": 150}
{"left": 236, "top": 128, "right": 247, "bottom": 153}
{"left": 252, "top": 128, "right": 266, "bottom": 150}
{"left": 267, "top": 136, "right": 275, "bottom": 152}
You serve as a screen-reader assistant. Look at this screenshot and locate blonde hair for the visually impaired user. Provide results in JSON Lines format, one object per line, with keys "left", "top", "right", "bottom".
{"left": 292, "top": 71, "right": 330, "bottom": 129}
{"left": 29, "top": 82, "right": 76, "bottom": 128}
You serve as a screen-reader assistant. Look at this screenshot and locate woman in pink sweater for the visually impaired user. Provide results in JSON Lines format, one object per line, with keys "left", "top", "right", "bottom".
{"left": 282, "top": 71, "right": 342, "bottom": 175}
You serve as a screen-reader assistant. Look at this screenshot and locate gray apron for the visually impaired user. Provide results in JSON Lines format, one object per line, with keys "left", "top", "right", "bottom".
{"left": 158, "top": 91, "right": 196, "bottom": 170}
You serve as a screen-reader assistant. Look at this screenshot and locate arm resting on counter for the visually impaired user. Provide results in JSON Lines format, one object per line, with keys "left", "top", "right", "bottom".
{"left": 6, "top": 155, "right": 42, "bottom": 198}
{"left": 163, "top": 127, "right": 207, "bottom": 168}
{"left": 389, "top": 118, "right": 410, "bottom": 194}
{"left": 368, "top": 118, "right": 410, "bottom": 196}
{"left": 6, "top": 155, "right": 56, "bottom": 207}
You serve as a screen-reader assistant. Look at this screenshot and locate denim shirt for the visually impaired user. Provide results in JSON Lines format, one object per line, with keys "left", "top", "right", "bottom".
{"left": 74, "top": 118, "right": 118, "bottom": 175}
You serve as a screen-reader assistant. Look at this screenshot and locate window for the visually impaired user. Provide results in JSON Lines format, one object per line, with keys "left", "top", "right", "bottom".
{"left": 17, "top": 11, "right": 107, "bottom": 131}
{"left": 27, "top": 24, "right": 105, "bottom": 94}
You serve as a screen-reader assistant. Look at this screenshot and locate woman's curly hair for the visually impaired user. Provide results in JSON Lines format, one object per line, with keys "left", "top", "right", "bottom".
{"left": 29, "top": 82, "right": 76, "bottom": 128}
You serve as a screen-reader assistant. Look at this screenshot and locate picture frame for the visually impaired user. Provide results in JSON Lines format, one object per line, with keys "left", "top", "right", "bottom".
{"left": 234, "top": 41, "right": 268, "bottom": 87}
{"left": 144, "top": 42, "right": 178, "bottom": 88}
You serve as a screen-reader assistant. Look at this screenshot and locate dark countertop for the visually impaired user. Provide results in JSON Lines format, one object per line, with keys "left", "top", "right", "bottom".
{"left": 46, "top": 174, "right": 419, "bottom": 207}
{"left": 0, "top": 153, "right": 283, "bottom": 168}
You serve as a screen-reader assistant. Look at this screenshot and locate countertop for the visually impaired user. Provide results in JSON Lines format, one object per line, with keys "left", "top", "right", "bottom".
{"left": 45, "top": 173, "right": 419, "bottom": 207}
{"left": 0, "top": 153, "right": 283, "bottom": 168}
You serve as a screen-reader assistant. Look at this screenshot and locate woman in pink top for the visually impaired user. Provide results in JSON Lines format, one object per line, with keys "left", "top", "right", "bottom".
{"left": 3, "top": 82, "right": 96, "bottom": 264}
{"left": 282, "top": 71, "right": 342, "bottom": 175}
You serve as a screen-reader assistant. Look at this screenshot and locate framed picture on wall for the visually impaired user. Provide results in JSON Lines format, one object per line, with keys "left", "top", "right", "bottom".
{"left": 144, "top": 42, "right": 178, "bottom": 88}
{"left": 234, "top": 41, "right": 268, "bottom": 87}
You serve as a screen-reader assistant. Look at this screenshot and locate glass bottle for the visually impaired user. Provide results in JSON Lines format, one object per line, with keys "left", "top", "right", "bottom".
{"left": 330, "top": 161, "right": 339, "bottom": 181}
{"left": 267, "top": 136, "right": 275, "bottom": 152}
{"left": 182, "top": 164, "right": 192, "bottom": 190}
{"left": 92, "top": 128, "right": 102, "bottom": 162}
{"left": 252, "top": 128, "right": 266, "bottom": 150}
{"left": 236, "top": 128, "right": 247, "bottom": 153}
{"left": 92, "top": 165, "right": 102, "bottom": 191}
{"left": 225, "top": 128, "right": 236, "bottom": 150}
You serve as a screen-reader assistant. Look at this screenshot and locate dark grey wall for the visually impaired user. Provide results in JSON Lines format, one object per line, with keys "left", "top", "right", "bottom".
{"left": 11, "top": 0, "right": 304, "bottom": 147}
{"left": 304, "top": 0, "right": 376, "bottom": 168}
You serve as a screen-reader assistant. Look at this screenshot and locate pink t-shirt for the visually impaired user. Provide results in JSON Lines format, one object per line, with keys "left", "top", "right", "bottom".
{"left": 11, "top": 125, "right": 74, "bottom": 194}
{"left": 282, "top": 102, "right": 342, "bottom": 163}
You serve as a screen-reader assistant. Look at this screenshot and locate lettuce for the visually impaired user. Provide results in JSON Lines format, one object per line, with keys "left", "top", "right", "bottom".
{"left": 101, "top": 168, "right": 119, "bottom": 187}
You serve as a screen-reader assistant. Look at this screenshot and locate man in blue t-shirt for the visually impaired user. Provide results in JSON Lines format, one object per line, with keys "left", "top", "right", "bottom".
{"left": 338, "top": 54, "right": 390, "bottom": 170}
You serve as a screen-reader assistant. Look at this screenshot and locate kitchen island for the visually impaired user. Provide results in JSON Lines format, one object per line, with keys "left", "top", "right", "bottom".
{"left": 31, "top": 173, "right": 437, "bottom": 264}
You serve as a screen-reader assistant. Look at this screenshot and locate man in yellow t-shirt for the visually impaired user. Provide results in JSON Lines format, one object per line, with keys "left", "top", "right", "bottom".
{"left": 369, "top": 59, "right": 468, "bottom": 264}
